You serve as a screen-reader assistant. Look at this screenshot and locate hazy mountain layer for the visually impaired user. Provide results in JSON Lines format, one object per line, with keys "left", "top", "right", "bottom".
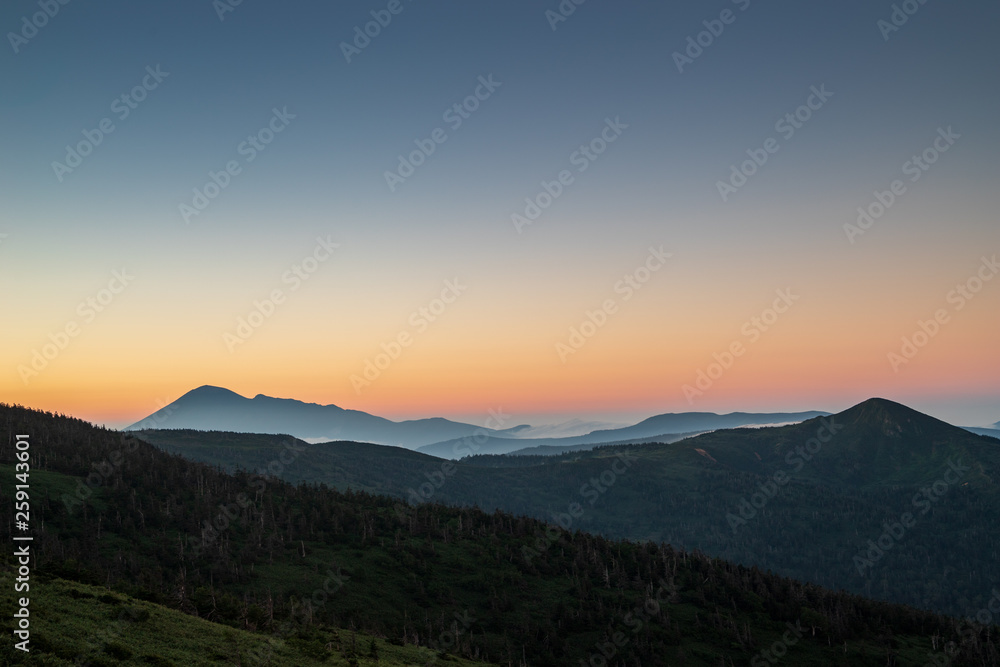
{"left": 136, "top": 399, "right": 1000, "bottom": 620}
{"left": 125, "top": 385, "right": 518, "bottom": 449}
{"left": 128, "top": 385, "right": 827, "bottom": 457}
{"left": 417, "top": 410, "right": 830, "bottom": 459}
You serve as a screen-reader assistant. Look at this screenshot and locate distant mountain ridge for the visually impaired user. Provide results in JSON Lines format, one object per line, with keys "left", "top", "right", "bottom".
{"left": 963, "top": 426, "right": 1000, "bottom": 439}
{"left": 126, "top": 385, "right": 520, "bottom": 449}
{"left": 498, "top": 431, "right": 705, "bottom": 457}
{"left": 417, "top": 409, "right": 830, "bottom": 458}
{"left": 507, "top": 419, "right": 627, "bottom": 439}
{"left": 679, "top": 397, "right": 998, "bottom": 487}
{"left": 128, "top": 385, "right": 828, "bottom": 454}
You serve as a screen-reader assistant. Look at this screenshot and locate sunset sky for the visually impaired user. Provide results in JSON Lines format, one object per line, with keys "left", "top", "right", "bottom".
{"left": 2, "top": 0, "right": 998, "bottom": 429}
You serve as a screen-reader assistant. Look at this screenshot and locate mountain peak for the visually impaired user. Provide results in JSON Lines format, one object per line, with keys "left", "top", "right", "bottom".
{"left": 852, "top": 397, "right": 912, "bottom": 412}
{"left": 127, "top": 386, "right": 509, "bottom": 449}
{"left": 181, "top": 385, "right": 247, "bottom": 401}
{"left": 837, "top": 398, "right": 953, "bottom": 438}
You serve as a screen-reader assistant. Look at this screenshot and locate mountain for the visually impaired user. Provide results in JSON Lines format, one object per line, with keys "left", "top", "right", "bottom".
{"left": 417, "top": 409, "right": 829, "bottom": 459}
{"left": 502, "top": 431, "right": 705, "bottom": 457}
{"left": 418, "top": 434, "right": 587, "bottom": 458}
{"left": 125, "top": 385, "right": 521, "bottom": 449}
{"left": 136, "top": 429, "right": 456, "bottom": 496}
{"left": 129, "top": 386, "right": 827, "bottom": 457}
{"left": 135, "top": 398, "right": 1000, "bottom": 620}
{"left": 501, "top": 418, "right": 628, "bottom": 439}
{"left": 4, "top": 402, "right": 999, "bottom": 666}
{"left": 572, "top": 409, "right": 830, "bottom": 443}
{"left": 687, "top": 397, "right": 999, "bottom": 487}
{"left": 963, "top": 426, "right": 1000, "bottom": 439}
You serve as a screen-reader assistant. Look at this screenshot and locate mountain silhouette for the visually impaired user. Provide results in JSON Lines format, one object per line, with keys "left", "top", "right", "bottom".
{"left": 126, "top": 385, "right": 520, "bottom": 449}
{"left": 129, "top": 386, "right": 828, "bottom": 455}
{"left": 417, "top": 409, "right": 829, "bottom": 458}
{"left": 645, "top": 397, "right": 998, "bottom": 488}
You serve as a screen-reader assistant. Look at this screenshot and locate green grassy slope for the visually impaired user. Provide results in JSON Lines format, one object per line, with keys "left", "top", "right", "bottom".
{"left": 0, "top": 573, "right": 494, "bottom": 666}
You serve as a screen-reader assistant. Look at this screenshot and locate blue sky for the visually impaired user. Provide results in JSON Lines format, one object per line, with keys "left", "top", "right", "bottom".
{"left": 2, "top": 0, "right": 998, "bottom": 428}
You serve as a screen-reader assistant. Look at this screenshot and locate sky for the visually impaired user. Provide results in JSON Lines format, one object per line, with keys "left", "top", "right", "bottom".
{"left": 1, "top": 0, "right": 998, "bottom": 429}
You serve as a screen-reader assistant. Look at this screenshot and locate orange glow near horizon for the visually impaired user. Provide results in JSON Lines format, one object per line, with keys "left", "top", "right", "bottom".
{"left": 3, "top": 212, "right": 997, "bottom": 429}
{"left": 7, "top": 316, "right": 997, "bottom": 429}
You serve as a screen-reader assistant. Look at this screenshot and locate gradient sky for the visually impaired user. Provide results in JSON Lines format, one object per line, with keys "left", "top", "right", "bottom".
{"left": 2, "top": 0, "right": 998, "bottom": 429}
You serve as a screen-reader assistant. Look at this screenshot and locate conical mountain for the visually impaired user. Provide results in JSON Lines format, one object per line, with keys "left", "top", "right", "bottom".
{"left": 125, "top": 385, "right": 518, "bottom": 449}
{"left": 672, "top": 398, "right": 998, "bottom": 487}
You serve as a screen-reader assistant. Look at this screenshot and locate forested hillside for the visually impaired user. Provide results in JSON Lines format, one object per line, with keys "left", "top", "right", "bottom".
{"left": 3, "top": 403, "right": 999, "bottom": 665}
{"left": 135, "top": 400, "right": 1000, "bottom": 620}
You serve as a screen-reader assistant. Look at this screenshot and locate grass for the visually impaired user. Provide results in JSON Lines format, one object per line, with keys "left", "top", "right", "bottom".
{"left": 0, "top": 572, "right": 497, "bottom": 666}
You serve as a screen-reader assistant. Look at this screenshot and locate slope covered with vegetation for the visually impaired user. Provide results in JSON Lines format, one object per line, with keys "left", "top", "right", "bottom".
{"left": 3, "top": 403, "right": 998, "bottom": 665}
{"left": 135, "top": 400, "right": 1000, "bottom": 620}
{"left": 0, "top": 575, "right": 484, "bottom": 666}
